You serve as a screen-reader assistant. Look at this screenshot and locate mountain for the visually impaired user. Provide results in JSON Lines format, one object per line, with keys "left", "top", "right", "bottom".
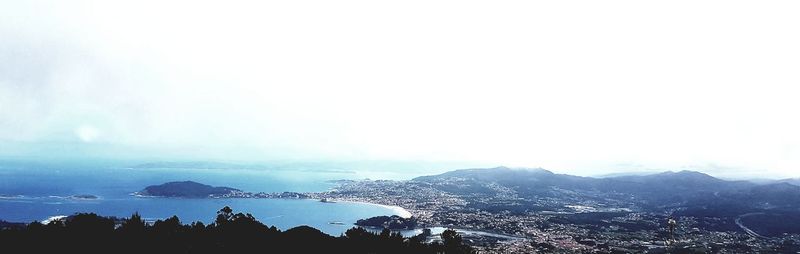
{"left": 777, "top": 178, "right": 800, "bottom": 187}
{"left": 604, "top": 170, "right": 756, "bottom": 203}
{"left": 594, "top": 171, "right": 659, "bottom": 178}
{"left": 414, "top": 166, "right": 553, "bottom": 181}
{"left": 412, "top": 167, "right": 796, "bottom": 212}
{"left": 414, "top": 166, "right": 599, "bottom": 196}
{"left": 746, "top": 182, "right": 800, "bottom": 206}
{"left": 414, "top": 167, "right": 740, "bottom": 191}
{"left": 612, "top": 170, "right": 720, "bottom": 182}
{"left": 414, "top": 167, "right": 740, "bottom": 197}
{"left": 137, "top": 181, "right": 240, "bottom": 198}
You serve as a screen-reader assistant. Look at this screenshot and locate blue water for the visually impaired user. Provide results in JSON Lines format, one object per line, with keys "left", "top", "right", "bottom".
{"left": 0, "top": 162, "right": 400, "bottom": 236}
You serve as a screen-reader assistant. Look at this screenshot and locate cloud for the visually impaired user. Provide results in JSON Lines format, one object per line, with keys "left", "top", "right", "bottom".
{"left": 1, "top": 0, "right": 799, "bottom": 177}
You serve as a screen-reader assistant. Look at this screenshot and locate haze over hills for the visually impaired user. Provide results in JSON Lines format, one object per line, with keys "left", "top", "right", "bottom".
{"left": 408, "top": 166, "right": 800, "bottom": 234}
{"left": 776, "top": 178, "right": 800, "bottom": 187}
{"left": 412, "top": 166, "right": 793, "bottom": 208}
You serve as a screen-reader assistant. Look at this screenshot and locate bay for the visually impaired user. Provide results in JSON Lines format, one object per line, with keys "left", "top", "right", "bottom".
{"left": 0, "top": 162, "right": 402, "bottom": 236}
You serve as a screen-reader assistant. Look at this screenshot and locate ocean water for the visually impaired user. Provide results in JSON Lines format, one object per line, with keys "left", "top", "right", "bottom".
{"left": 0, "top": 162, "right": 401, "bottom": 236}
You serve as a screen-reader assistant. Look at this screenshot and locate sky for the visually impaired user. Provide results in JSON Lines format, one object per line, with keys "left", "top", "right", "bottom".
{"left": 1, "top": 0, "right": 799, "bottom": 178}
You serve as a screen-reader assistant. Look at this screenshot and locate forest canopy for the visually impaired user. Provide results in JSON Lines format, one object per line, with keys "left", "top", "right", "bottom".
{"left": 0, "top": 206, "right": 474, "bottom": 254}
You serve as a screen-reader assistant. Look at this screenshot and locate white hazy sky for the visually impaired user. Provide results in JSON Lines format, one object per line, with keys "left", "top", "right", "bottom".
{"left": 1, "top": 0, "right": 799, "bottom": 178}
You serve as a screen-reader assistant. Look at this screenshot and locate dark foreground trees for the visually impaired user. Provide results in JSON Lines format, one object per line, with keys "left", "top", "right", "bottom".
{"left": 0, "top": 206, "right": 474, "bottom": 254}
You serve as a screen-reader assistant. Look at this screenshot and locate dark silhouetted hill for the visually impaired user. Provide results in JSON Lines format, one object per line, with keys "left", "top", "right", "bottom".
{"left": 0, "top": 206, "right": 474, "bottom": 254}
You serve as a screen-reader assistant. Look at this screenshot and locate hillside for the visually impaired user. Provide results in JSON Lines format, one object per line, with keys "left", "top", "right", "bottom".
{"left": 412, "top": 167, "right": 796, "bottom": 211}
{"left": 0, "top": 207, "right": 474, "bottom": 254}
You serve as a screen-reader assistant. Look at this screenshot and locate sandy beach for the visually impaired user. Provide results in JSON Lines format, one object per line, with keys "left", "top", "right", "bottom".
{"left": 334, "top": 200, "right": 412, "bottom": 219}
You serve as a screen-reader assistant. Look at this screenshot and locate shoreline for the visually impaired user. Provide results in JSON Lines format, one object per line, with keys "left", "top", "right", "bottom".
{"left": 128, "top": 193, "right": 413, "bottom": 219}
{"left": 332, "top": 200, "right": 412, "bottom": 219}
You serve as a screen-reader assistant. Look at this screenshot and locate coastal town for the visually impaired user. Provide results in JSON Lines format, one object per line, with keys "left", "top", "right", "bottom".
{"left": 129, "top": 174, "right": 800, "bottom": 253}
{"left": 305, "top": 178, "right": 800, "bottom": 253}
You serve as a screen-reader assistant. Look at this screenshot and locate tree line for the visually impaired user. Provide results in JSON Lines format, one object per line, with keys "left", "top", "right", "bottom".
{"left": 0, "top": 206, "right": 474, "bottom": 254}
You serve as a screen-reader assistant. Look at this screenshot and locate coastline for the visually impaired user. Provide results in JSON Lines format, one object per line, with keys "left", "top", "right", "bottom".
{"left": 333, "top": 200, "right": 412, "bottom": 219}
{"left": 128, "top": 193, "right": 412, "bottom": 219}
{"left": 41, "top": 215, "right": 67, "bottom": 224}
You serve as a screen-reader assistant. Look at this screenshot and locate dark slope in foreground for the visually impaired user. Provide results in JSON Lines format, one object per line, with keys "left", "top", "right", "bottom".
{"left": 0, "top": 206, "right": 474, "bottom": 254}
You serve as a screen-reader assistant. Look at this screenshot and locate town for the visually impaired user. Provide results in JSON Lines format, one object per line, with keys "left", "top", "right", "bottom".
{"left": 307, "top": 175, "right": 800, "bottom": 253}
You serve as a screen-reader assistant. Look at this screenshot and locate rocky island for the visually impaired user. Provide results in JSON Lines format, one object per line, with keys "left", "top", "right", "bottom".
{"left": 135, "top": 181, "right": 309, "bottom": 199}
{"left": 135, "top": 181, "right": 242, "bottom": 198}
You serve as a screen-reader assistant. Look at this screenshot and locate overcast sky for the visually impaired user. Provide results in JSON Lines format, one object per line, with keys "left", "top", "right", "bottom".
{"left": 1, "top": 0, "right": 799, "bottom": 178}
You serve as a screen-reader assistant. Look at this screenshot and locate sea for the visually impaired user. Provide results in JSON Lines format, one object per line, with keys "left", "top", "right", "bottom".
{"left": 0, "top": 160, "right": 411, "bottom": 236}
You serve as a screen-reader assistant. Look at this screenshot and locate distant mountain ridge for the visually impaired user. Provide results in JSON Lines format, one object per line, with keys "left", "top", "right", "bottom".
{"left": 414, "top": 166, "right": 739, "bottom": 194}
{"left": 411, "top": 166, "right": 797, "bottom": 212}
{"left": 776, "top": 178, "right": 800, "bottom": 187}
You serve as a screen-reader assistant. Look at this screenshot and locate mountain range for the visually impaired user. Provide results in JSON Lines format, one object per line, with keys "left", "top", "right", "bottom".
{"left": 413, "top": 167, "right": 800, "bottom": 215}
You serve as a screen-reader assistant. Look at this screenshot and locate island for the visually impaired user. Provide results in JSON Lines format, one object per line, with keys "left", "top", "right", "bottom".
{"left": 135, "top": 181, "right": 309, "bottom": 199}
{"left": 135, "top": 181, "right": 242, "bottom": 198}
{"left": 69, "top": 194, "right": 99, "bottom": 200}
